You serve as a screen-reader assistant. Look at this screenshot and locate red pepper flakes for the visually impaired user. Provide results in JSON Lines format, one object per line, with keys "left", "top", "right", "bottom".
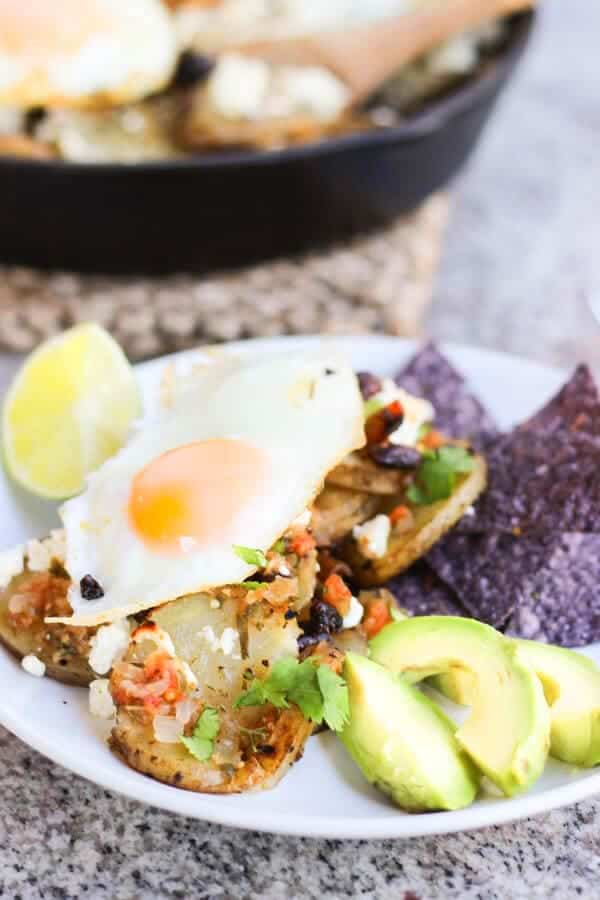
{"left": 389, "top": 504, "right": 411, "bottom": 526}
{"left": 365, "top": 400, "right": 404, "bottom": 445}
{"left": 420, "top": 429, "right": 445, "bottom": 450}
{"left": 362, "top": 600, "right": 392, "bottom": 638}
{"left": 323, "top": 573, "right": 352, "bottom": 616}
{"left": 289, "top": 529, "right": 316, "bottom": 557}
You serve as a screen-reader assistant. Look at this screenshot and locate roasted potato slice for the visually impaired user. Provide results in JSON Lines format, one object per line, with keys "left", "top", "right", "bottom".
{"left": 327, "top": 452, "right": 410, "bottom": 496}
{"left": 109, "top": 587, "right": 318, "bottom": 793}
{"left": 110, "top": 704, "right": 313, "bottom": 794}
{"left": 311, "top": 486, "right": 380, "bottom": 546}
{"left": 342, "top": 455, "right": 487, "bottom": 586}
{"left": 0, "top": 571, "right": 95, "bottom": 686}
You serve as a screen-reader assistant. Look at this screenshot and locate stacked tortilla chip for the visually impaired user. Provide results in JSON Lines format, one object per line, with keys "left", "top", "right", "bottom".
{"left": 389, "top": 344, "right": 600, "bottom": 647}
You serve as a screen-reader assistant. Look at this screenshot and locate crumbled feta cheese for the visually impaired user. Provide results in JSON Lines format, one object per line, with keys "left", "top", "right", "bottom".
{"left": 209, "top": 598, "right": 221, "bottom": 609}
{"left": 21, "top": 654, "right": 46, "bottom": 678}
{"left": 26, "top": 529, "right": 66, "bottom": 573}
{"left": 207, "top": 54, "right": 270, "bottom": 120}
{"left": 291, "top": 509, "right": 312, "bottom": 528}
{"left": 427, "top": 34, "right": 479, "bottom": 77}
{"left": 198, "top": 624, "right": 241, "bottom": 658}
{"left": 89, "top": 678, "right": 116, "bottom": 719}
{"left": 342, "top": 595, "right": 364, "bottom": 629}
{"left": 179, "top": 661, "right": 198, "bottom": 690}
{"left": 206, "top": 53, "right": 349, "bottom": 123}
{"left": 366, "top": 378, "right": 434, "bottom": 448}
{"left": 353, "top": 514, "right": 391, "bottom": 560}
{"left": 89, "top": 618, "right": 131, "bottom": 675}
{"left": 278, "top": 564, "right": 292, "bottom": 577}
{"left": 0, "top": 543, "right": 24, "bottom": 589}
{"left": 274, "top": 66, "right": 350, "bottom": 120}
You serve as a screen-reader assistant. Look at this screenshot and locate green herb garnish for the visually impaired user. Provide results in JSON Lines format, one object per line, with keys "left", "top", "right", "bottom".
{"left": 180, "top": 707, "right": 220, "bottom": 762}
{"left": 417, "top": 422, "right": 433, "bottom": 440}
{"left": 239, "top": 725, "right": 269, "bottom": 753}
{"left": 272, "top": 538, "right": 286, "bottom": 554}
{"left": 233, "top": 545, "right": 267, "bottom": 567}
{"left": 234, "top": 657, "right": 349, "bottom": 732}
{"left": 363, "top": 396, "right": 385, "bottom": 420}
{"left": 240, "top": 581, "right": 265, "bottom": 591}
{"left": 407, "top": 445, "right": 474, "bottom": 506}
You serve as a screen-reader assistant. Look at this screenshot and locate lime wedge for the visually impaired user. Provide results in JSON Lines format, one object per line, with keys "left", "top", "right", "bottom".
{"left": 2, "top": 323, "right": 141, "bottom": 499}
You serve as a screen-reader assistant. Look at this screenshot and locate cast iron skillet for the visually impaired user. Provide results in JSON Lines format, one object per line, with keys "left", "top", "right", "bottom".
{"left": 0, "top": 13, "right": 533, "bottom": 274}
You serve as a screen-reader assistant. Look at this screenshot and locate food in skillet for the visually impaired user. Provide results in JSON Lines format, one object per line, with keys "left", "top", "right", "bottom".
{"left": 0, "top": 0, "right": 510, "bottom": 161}
{"left": 4, "top": 335, "right": 600, "bottom": 812}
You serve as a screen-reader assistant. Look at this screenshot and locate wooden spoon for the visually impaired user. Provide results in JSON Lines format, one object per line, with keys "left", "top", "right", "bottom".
{"left": 230, "top": 0, "right": 536, "bottom": 107}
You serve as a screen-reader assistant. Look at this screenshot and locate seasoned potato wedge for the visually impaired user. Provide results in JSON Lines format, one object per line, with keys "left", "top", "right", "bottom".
{"left": 0, "top": 571, "right": 95, "bottom": 686}
{"left": 327, "top": 452, "right": 409, "bottom": 495}
{"left": 311, "top": 486, "right": 380, "bottom": 546}
{"left": 110, "top": 705, "right": 314, "bottom": 794}
{"left": 342, "top": 455, "right": 487, "bottom": 586}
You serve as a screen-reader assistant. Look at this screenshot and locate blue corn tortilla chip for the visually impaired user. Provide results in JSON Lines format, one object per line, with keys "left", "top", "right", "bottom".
{"left": 455, "top": 426, "right": 600, "bottom": 535}
{"left": 427, "top": 532, "right": 557, "bottom": 628}
{"left": 504, "top": 534, "right": 600, "bottom": 647}
{"left": 396, "top": 342, "right": 499, "bottom": 450}
{"left": 385, "top": 563, "right": 468, "bottom": 618}
{"left": 519, "top": 365, "right": 600, "bottom": 437}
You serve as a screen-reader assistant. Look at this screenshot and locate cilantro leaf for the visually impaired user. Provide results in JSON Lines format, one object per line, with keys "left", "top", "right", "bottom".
{"left": 180, "top": 707, "right": 220, "bottom": 762}
{"left": 287, "top": 660, "right": 323, "bottom": 725}
{"left": 240, "top": 581, "right": 265, "bottom": 591}
{"left": 408, "top": 445, "right": 474, "bottom": 506}
{"left": 233, "top": 545, "right": 267, "bottom": 567}
{"left": 363, "top": 396, "right": 385, "bottom": 420}
{"left": 272, "top": 539, "right": 286, "bottom": 554}
{"left": 316, "top": 665, "right": 350, "bottom": 733}
{"left": 233, "top": 657, "right": 350, "bottom": 732}
{"left": 234, "top": 681, "right": 267, "bottom": 709}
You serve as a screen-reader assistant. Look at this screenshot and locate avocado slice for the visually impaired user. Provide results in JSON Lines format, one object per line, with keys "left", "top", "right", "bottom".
{"left": 513, "top": 641, "right": 600, "bottom": 767}
{"left": 340, "top": 652, "right": 478, "bottom": 812}
{"left": 370, "top": 617, "right": 550, "bottom": 796}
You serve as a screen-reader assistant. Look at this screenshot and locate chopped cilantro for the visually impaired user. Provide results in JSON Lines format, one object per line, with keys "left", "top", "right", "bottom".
{"left": 363, "top": 396, "right": 385, "bottom": 420}
{"left": 241, "top": 581, "right": 265, "bottom": 591}
{"left": 234, "top": 657, "right": 349, "bottom": 732}
{"left": 316, "top": 665, "right": 350, "bottom": 733}
{"left": 272, "top": 538, "right": 286, "bottom": 554}
{"left": 180, "top": 707, "right": 220, "bottom": 762}
{"left": 233, "top": 545, "right": 267, "bottom": 567}
{"left": 417, "top": 422, "right": 432, "bottom": 440}
{"left": 407, "top": 445, "right": 474, "bottom": 506}
{"left": 239, "top": 725, "right": 269, "bottom": 753}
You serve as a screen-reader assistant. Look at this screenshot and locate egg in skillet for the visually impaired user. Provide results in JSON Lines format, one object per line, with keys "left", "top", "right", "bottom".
{"left": 51, "top": 352, "right": 364, "bottom": 626}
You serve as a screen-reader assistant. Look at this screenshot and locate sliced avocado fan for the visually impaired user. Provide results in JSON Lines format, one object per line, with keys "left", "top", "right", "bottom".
{"left": 370, "top": 617, "right": 550, "bottom": 797}
{"left": 513, "top": 640, "right": 600, "bottom": 768}
{"left": 340, "top": 653, "right": 479, "bottom": 812}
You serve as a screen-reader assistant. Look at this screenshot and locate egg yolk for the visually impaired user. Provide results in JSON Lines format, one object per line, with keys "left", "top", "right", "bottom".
{"left": 128, "top": 439, "right": 270, "bottom": 555}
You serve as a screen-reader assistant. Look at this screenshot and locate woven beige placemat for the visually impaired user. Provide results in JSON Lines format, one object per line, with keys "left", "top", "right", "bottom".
{"left": 0, "top": 193, "right": 449, "bottom": 361}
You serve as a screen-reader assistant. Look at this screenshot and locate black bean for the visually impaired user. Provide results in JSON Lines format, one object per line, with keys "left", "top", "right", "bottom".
{"left": 284, "top": 609, "right": 298, "bottom": 620}
{"left": 80, "top": 574, "right": 104, "bottom": 600}
{"left": 308, "top": 601, "right": 344, "bottom": 635}
{"left": 369, "top": 443, "right": 422, "bottom": 469}
{"left": 298, "top": 632, "right": 330, "bottom": 653}
{"left": 357, "top": 371, "right": 382, "bottom": 400}
{"left": 173, "top": 51, "right": 214, "bottom": 88}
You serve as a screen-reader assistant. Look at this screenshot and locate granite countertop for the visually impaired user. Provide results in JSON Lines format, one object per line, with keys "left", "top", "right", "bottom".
{"left": 1, "top": 1, "right": 599, "bottom": 897}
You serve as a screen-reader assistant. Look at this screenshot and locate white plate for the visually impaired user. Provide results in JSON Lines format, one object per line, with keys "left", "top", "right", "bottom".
{"left": 1, "top": 335, "right": 599, "bottom": 839}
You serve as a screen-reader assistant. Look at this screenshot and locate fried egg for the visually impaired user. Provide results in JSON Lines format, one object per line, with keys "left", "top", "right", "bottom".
{"left": 0, "top": 0, "right": 177, "bottom": 109}
{"left": 52, "top": 352, "right": 364, "bottom": 626}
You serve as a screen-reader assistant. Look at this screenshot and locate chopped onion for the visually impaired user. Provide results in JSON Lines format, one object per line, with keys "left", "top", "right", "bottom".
{"left": 153, "top": 715, "right": 184, "bottom": 744}
{"left": 175, "top": 697, "right": 196, "bottom": 724}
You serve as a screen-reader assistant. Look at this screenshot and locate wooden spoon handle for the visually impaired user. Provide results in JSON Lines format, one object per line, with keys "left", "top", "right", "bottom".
{"left": 323, "top": 0, "right": 536, "bottom": 103}
{"left": 236, "top": 0, "right": 535, "bottom": 106}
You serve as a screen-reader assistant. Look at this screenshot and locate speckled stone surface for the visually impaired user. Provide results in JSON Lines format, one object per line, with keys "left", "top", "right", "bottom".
{"left": 1, "top": 2, "right": 600, "bottom": 898}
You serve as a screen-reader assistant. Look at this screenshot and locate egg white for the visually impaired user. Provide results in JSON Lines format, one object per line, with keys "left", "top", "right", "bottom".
{"left": 0, "top": 0, "right": 177, "bottom": 109}
{"left": 51, "top": 352, "right": 364, "bottom": 626}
